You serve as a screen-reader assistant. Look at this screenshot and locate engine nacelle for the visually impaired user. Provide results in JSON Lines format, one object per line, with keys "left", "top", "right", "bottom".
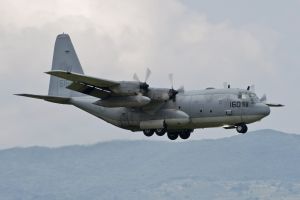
{"left": 110, "top": 81, "right": 141, "bottom": 96}
{"left": 93, "top": 95, "right": 151, "bottom": 108}
{"left": 146, "top": 88, "right": 170, "bottom": 101}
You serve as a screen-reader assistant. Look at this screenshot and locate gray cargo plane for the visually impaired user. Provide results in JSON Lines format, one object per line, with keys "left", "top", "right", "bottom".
{"left": 17, "top": 34, "right": 283, "bottom": 140}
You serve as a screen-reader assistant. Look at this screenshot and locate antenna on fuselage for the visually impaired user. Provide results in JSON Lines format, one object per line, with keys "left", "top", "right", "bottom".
{"left": 223, "top": 82, "right": 230, "bottom": 89}
{"left": 246, "top": 85, "right": 255, "bottom": 92}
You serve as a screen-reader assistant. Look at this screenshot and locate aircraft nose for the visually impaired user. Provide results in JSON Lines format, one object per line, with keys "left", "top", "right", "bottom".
{"left": 258, "top": 103, "right": 270, "bottom": 117}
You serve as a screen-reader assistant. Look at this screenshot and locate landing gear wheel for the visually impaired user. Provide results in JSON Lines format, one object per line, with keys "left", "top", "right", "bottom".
{"left": 155, "top": 128, "right": 166, "bottom": 136}
{"left": 143, "top": 129, "right": 154, "bottom": 137}
{"left": 236, "top": 124, "right": 248, "bottom": 134}
{"left": 179, "top": 131, "right": 191, "bottom": 140}
{"left": 167, "top": 132, "right": 178, "bottom": 140}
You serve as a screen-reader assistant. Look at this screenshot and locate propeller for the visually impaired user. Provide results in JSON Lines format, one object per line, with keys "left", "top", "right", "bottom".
{"left": 145, "top": 68, "right": 151, "bottom": 83}
{"left": 133, "top": 73, "right": 140, "bottom": 82}
{"left": 260, "top": 94, "right": 267, "bottom": 102}
{"left": 168, "top": 73, "right": 184, "bottom": 102}
{"left": 133, "top": 68, "right": 152, "bottom": 92}
{"left": 260, "top": 94, "right": 284, "bottom": 107}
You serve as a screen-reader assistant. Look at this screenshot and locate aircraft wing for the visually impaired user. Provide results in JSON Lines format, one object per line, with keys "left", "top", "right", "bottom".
{"left": 66, "top": 82, "right": 111, "bottom": 99}
{"left": 46, "top": 70, "right": 119, "bottom": 88}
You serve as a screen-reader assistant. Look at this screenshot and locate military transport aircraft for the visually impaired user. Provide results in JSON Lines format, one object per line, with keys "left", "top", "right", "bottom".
{"left": 16, "top": 34, "right": 284, "bottom": 140}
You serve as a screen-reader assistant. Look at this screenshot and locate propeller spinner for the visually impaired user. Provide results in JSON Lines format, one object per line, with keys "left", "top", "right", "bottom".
{"left": 168, "top": 73, "right": 184, "bottom": 102}
{"left": 133, "top": 68, "right": 151, "bottom": 92}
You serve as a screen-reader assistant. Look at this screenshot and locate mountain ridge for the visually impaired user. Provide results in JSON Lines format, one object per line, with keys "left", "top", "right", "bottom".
{"left": 1, "top": 129, "right": 299, "bottom": 200}
{"left": 1, "top": 129, "right": 297, "bottom": 151}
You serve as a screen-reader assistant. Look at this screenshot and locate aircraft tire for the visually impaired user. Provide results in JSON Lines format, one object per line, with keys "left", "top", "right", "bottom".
{"left": 167, "top": 132, "right": 178, "bottom": 140}
{"left": 236, "top": 124, "right": 248, "bottom": 134}
{"left": 155, "top": 128, "right": 166, "bottom": 136}
{"left": 179, "top": 131, "right": 191, "bottom": 140}
{"left": 143, "top": 129, "right": 154, "bottom": 137}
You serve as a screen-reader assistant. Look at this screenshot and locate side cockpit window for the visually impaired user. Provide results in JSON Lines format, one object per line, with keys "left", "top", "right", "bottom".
{"left": 249, "top": 93, "right": 259, "bottom": 102}
{"left": 238, "top": 93, "right": 242, "bottom": 99}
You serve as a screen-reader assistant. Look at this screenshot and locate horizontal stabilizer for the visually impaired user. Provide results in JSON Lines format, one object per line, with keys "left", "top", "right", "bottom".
{"left": 15, "top": 94, "right": 70, "bottom": 104}
{"left": 46, "top": 70, "right": 119, "bottom": 88}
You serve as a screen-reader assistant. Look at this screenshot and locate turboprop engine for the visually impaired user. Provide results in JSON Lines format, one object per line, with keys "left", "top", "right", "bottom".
{"left": 93, "top": 95, "right": 151, "bottom": 108}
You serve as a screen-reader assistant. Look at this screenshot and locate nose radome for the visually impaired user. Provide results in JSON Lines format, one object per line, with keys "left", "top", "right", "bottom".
{"left": 259, "top": 103, "right": 270, "bottom": 116}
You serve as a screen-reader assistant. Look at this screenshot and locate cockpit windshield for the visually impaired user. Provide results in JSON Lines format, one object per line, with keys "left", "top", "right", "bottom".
{"left": 238, "top": 92, "right": 259, "bottom": 102}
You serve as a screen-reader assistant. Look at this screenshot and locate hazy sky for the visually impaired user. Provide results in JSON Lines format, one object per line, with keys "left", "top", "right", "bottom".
{"left": 1, "top": 0, "right": 299, "bottom": 148}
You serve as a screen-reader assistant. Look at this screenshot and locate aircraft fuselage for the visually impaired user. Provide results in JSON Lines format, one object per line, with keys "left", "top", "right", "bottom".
{"left": 70, "top": 88, "right": 270, "bottom": 132}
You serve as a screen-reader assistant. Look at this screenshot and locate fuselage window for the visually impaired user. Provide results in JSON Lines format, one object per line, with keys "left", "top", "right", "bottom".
{"left": 238, "top": 93, "right": 242, "bottom": 99}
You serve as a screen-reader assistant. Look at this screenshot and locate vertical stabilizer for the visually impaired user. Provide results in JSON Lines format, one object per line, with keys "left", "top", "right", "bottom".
{"left": 48, "top": 33, "right": 84, "bottom": 97}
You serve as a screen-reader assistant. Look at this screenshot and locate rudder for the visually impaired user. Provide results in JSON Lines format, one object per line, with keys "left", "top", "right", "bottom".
{"left": 48, "top": 33, "right": 84, "bottom": 97}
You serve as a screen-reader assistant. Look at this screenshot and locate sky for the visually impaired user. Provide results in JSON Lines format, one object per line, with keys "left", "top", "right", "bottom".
{"left": 0, "top": 0, "right": 299, "bottom": 148}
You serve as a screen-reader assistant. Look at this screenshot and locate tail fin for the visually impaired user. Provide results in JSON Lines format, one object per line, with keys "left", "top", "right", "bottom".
{"left": 48, "top": 33, "right": 84, "bottom": 97}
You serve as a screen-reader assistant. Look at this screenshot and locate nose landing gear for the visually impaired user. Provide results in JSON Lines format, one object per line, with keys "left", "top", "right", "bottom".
{"left": 236, "top": 124, "right": 248, "bottom": 134}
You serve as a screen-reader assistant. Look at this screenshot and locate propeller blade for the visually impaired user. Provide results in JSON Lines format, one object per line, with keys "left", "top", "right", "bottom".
{"left": 177, "top": 85, "right": 185, "bottom": 93}
{"left": 266, "top": 103, "right": 284, "bottom": 107}
{"left": 250, "top": 84, "right": 255, "bottom": 92}
{"left": 133, "top": 73, "right": 140, "bottom": 82}
{"left": 260, "top": 94, "right": 267, "bottom": 102}
{"left": 145, "top": 68, "right": 151, "bottom": 82}
{"left": 260, "top": 94, "right": 284, "bottom": 107}
{"left": 169, "top": 73, "right": 174, "bottom": 89}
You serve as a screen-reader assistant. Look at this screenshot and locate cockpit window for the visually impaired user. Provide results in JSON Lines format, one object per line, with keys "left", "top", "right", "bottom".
{"left": 238, "top": 92, "right": 259, "bottom": 102}
{"left": 238, "top": 92, "right": 249, "bottom": 99}
{"left": 249, "top": 93, "right": 259, "bottom": 102}
{"left": 241, "top": 93, "right": 249, "bottom": 99}
{"left": 238, "top": 93, "right": 242, "bottom": 99}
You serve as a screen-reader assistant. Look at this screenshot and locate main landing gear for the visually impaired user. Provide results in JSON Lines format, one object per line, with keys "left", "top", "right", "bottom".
{"left": 143, "top": 129, "right": 193, "bottom": 140}
{"left": 236, "top": 123, "right": 248, "bottom": 134}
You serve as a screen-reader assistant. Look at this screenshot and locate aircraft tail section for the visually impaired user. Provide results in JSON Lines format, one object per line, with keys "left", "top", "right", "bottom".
{"left": 48, "top": 33, "right": 85, "bottom": 97}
